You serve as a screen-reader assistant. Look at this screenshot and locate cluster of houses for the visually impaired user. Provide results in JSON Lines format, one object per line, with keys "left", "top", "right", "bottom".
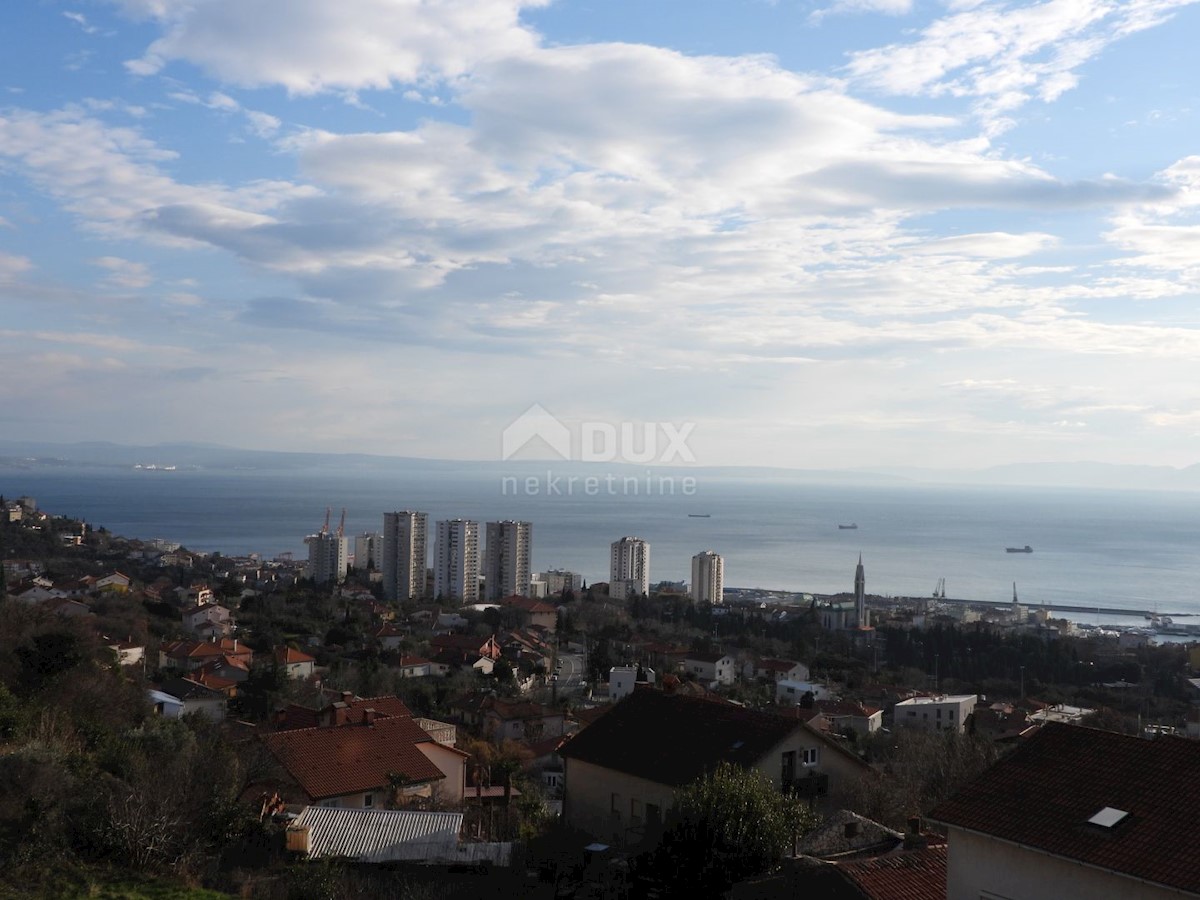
{"left": 6, "top": 502, "right": 1200, "bottom": 898}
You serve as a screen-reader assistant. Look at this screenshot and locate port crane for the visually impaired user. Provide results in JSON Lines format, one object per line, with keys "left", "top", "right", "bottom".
{"left": 932, "top": 577, "right": 946, "bottom": 599}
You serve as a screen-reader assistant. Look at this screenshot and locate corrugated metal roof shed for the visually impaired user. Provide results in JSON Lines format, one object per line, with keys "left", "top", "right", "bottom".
{"left": 293, "top": 807, "right": 462, "bottom": 862}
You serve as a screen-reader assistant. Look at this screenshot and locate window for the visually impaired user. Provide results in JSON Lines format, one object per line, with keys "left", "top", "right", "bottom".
{"left": 611, "top": 793, "right": 620, "bottom": 817}
{"left": 949, "top": 709, "right": 955, "bottom": 718}
{"left": 908, "top": 709, "right": 916, "bottom": 717}
{"left": 937, "top": 708, "right": 942, "bottom": 719}
{"left": 630, "top": 798, "right": 642, "bottom": 823}
{"left": 782, "top": 750, "right": 797, "bottom": 782}
{"left": 802, "top": 747, "right": 819, "bottom": 766}
{"left": 363, "top": 793, "right": 374, "bottom": 808}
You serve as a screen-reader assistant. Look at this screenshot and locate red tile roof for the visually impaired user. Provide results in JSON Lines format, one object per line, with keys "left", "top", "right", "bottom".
{"left": 275, "top": 695, "right": 413, "bottom": 731}
{"left": 756, "top": 658, "right": 803, "bottom": 673}
{"left": 930, "top": 724, "right": 1200, "bottom": 894}
{"left": 838, "top": 846, "right": 947, "bottom": 900}
{"left": 161, "top": 640, "right": 226, "bottom": 660}
{"left": 502, "top": 595, "right": 558, "bottom": 614}
{"left": 263, "top": 716, "right": 443, "bottom": 801}
{"left": 273, "top": 646, "right": 316, "bottom": 665}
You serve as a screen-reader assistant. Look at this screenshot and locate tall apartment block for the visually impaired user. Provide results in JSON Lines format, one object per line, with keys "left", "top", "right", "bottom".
{"left": 354, "top": 532, "right": 383, "bottom": 571}
{"left": 305, "top": 531, "right": 348, "bottom": 585}
{"left": 691, "top": 550, "right": 724, "bottom": 604}
{"left": 610, "top": 536, "right": 650, "bottom": 600}
{"left": 382, "top": 511, "right": 428, "bottom": 602}
{"left": 434, "top": 519, "right": 480, "bottom": 604}
{"left": 484, "top": 520, "right": 532, "bottom": 600}
{"left": 539, "top": 568, "right": 584, "bottom": 595}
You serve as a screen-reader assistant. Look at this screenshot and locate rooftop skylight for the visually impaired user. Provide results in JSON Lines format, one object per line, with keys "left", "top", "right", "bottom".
{"left": 1087, "top": 807, "right": 1129, "bottom": 828}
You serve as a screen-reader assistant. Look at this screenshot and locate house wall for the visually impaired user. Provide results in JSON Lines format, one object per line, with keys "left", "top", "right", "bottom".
{"left": 564, "top": 727, "right": 866, "bottom": 850}
{"left": 182, "top": 697, "right": 226, "bottom": 722}
{"left": 563, "top": 758, "right": 677, "bottom": 848}
{"left": 894, "top": 696, "right": 976, "bottom": 734}
{"left": 285, "top": 661, "right": 315, "bottom": 679}
{"left": 946, "top": 827, "right": 1182, "bottom": 900}
{"left": 417, "top": 742, "right": 467, "bottom": 806}
{"left": 776, "top": 680, "right": 831, "bottom": 704}
{"left": 685, "top": 657, "right": 735, "bottom": 685}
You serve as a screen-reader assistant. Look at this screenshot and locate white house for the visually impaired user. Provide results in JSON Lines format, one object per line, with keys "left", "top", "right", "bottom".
{"left": 608, "top": 665, "right": 656, "bottom": 701}
{"left": 745, "top": 658, "right": 811, "bottom": 683}
{"left": 683, "top": 652, "right": 735, "bottom": 686}
{"left": 776, "top": 679, "right": 832, "bottom": 705}
{"left": 893, "top": 694, "right": 977, "bottom": 734}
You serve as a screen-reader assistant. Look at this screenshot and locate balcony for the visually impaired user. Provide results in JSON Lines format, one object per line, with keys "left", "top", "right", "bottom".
{"left": 784, "top": 770, "right": 829, "bottom": 800}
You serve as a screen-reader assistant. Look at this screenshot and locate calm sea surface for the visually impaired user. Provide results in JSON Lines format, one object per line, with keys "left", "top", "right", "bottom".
{"left": 4, "top": 465, "right": 1199, "bottom": 624}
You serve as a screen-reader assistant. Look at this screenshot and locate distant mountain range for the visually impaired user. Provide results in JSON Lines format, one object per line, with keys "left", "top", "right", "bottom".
{"left": 0, "top": 440, "right": 1196, "bottom": 492}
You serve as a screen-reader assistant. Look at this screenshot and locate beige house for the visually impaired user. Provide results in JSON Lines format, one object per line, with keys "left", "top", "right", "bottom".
{"left": 932, "top": 723, "right": 1200, "bottom": 900}
{"left": 558, "top": 690, "right": 869, "bottom": 849}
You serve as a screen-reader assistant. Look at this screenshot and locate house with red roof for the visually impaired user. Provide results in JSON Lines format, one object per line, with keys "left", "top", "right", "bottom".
{"left": 745, "top": 657, "right": 811, "bottom": 684}
{"left": 159, "top": 639, "right": 228, "bottom": 672}
{"left": 369, "top": 623, "right": 405, "bottom": 652}
{"left": 500, "top": 595, "right": 558, "bottom": 631}
{"left": 931, "top": 723, "right": 1200, "bottom": 900}
{"left": 273, "top": 645, "right": 316, "bottom": 679}
{"left": 263, "top": 695, "right": 469, "bottom": 808}
{"left": 814, "top": 700, "right": 883, "bottom": 736}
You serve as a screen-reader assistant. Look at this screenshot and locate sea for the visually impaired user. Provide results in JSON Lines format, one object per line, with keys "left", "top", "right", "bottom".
{"left": 4, "top": 463, "right": 1199, "bottom": 628}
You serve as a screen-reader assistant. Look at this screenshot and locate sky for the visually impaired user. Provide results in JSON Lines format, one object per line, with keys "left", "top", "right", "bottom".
{"left": 2, "top": 0, "right": 1200, "bottom": 471}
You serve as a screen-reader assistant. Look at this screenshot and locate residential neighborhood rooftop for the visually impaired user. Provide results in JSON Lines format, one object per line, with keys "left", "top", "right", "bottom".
{"left": 558, "top": 690, "right": 804, "bottom": 787}
{"left": 930, "top": 723, "right": 1200, "bottom": 895}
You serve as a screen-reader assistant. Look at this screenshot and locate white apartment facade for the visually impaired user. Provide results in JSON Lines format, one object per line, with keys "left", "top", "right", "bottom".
{"left": 893, "top": 694, "right": 977, "bottom": 734}
{"left": 484, "top": 520, "right": 532, "bottom": 600}
{"left": 353, "top": 532, "right": 384, "bottom": 571}
{"left": 434, "top": 519, "right": 480, "bottom": 604}
{"left": 382, "top": 511, "right": 429, "bottom": 602}
{"left": 610, "top": 537, "right": 650, "bottom": 600}
{"left": 690, "top": 550, "right": 724, "bottom": 604}
{"left": 540, "top": 569, "right": 584, "bottom": 595}
{"left": 305, "top": 532, "right": 348, "bottom": 584}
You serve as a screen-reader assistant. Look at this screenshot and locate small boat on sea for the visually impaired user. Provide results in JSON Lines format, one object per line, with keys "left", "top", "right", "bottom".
{"left": 1006, "top": 545, "right": 1033, "bottom": 553}
{"left": 688, "top": 514, "right": 711, "bottom": 518}
{"left": 838, "top": 524, "right": 858, "bottom": 530}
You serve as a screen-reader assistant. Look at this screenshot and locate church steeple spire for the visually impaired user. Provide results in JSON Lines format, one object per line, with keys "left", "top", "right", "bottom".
{"left": 854, "top": 554, "right": 866, "bottom": 628}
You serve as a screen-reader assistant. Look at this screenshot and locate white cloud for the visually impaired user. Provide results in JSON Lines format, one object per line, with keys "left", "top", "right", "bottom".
{"left": 114, "top": 0, "right": 550, "bottom": 93}
{"left": 0, "top": 252, "right": 32, "bottom": 278}
{"left": 0, "top": 107, "right": 314, "bottom": 243}
{"left": 814, "top": 0, "right": 915, "bottom": 20}
{"left": 92, "top": 255, "right": 153, "bottom": 289}
{"left": 63, "top": 11, "right": 100, "bottom": 34}
{"left": 846, "top": 0, "right": 1200, "bottom": 131}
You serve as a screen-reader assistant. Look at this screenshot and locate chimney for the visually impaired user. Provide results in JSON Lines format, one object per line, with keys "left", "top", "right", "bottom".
{"left": 341, "top": 691, "right": 354, "bottom": 703}
{"left": 363, "top": 708, "right": 377, "bottom": 726}
{"left": 904, "top": 816, "right": 927, "bottom": 850}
